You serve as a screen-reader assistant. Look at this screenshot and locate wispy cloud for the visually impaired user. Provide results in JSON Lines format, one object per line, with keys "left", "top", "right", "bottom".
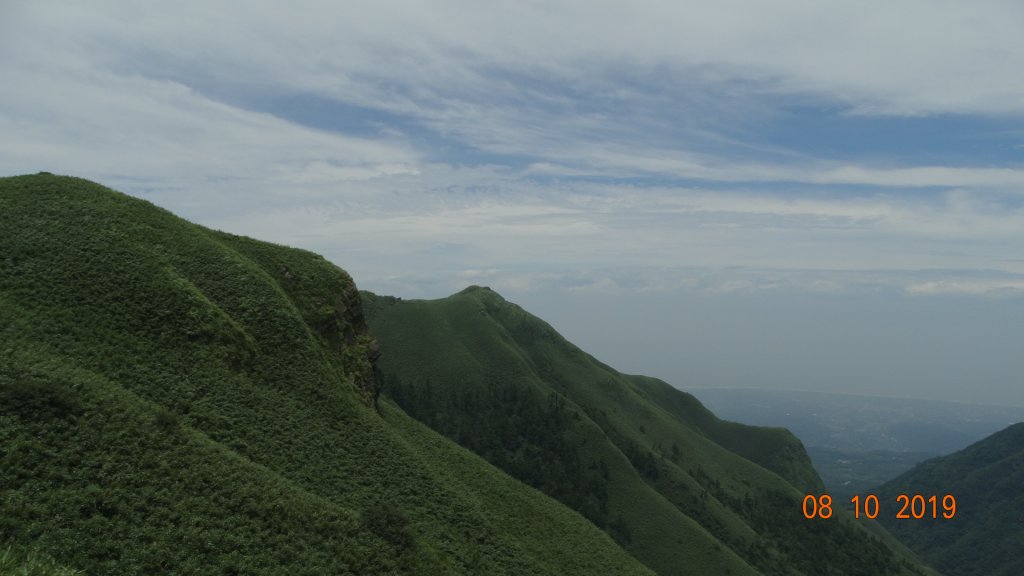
{"left": 905, "top": 277, "right": 1024, "bottom": 296}
{"left": 0, "top": 57, "right": 421, "bottom": 219}
{"left": 5, "top": 1, "right": 1024, "bottom": 405}
{"left": 3, "top": 0, "right": 1024, "bottom": 300}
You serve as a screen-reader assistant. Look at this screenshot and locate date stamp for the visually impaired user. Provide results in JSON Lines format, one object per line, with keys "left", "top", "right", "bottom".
{"left": 802, "top": 494, "right": 957, "bottom": 520}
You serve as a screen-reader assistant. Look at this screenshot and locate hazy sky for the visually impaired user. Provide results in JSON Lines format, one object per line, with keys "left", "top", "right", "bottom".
{"left": 3, "top": 1, "right": 1024, "bottom": 406}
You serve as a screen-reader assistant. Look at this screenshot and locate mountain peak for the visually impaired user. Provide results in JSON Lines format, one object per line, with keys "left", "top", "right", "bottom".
{"left": 365, "top": 287, "right": 928, "bottom": 576}
{"left": 457, "top": 284, "right": 496, "bottom": 295}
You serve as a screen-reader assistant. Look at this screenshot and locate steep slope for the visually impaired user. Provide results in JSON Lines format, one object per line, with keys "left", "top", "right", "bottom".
{"left": 874, "top": 422, "right": 1024, "bottom": 576}
{"left": 0, "top": 174, "right": 654, "bottom": 576}
{"left": 364, "top": 287, "right": 935, "bottom": 576}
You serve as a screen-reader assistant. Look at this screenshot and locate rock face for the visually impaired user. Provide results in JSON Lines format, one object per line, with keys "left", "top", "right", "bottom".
{"left": 332, "top": 284, "right": 384, "bottom": 408}
{"left": 339, "top": 282, "right": 384, "bottom": 408}
{"left": 312, "top": 281, "right": 382, "bottom": 407}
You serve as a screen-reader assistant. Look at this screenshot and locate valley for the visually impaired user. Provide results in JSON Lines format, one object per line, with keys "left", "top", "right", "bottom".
{"left": 690, "top": 387, "right": 1024, "bottom": 499}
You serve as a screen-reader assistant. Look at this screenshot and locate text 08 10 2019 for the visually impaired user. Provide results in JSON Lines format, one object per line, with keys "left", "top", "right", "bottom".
{"left": 802, "top": 493, "right": 957, "bottom": 520}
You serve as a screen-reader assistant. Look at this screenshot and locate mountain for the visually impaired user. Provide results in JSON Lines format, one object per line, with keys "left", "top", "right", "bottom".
{"left": 873, "top": 422, "right": 1024, "bottom": 576}
{"left": 0, "top": 174, "right": 654, "bottom": 575}
{"left": 363, "top": 287, "right": 936, "bottom": 576}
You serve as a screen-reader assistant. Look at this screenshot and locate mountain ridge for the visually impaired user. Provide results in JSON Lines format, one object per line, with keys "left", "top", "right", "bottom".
{"left": 0, "top": 174, "right": 938, "bottom": 576}
{"left": 0, "top": 173, "right": 654, "bottom": 575}
{"left": 364, "top": 286, "right": 935, "bottom": 576}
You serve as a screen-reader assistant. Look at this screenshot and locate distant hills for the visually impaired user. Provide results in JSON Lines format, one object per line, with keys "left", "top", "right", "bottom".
{"left": 0, "top": 174, "right": 936, "bottom": 575}
{"left": 873, "top": 422, "right": 1024, "bottom": 576}
{"left": 692, "top": 387, "right": 1024, "bottom": 499}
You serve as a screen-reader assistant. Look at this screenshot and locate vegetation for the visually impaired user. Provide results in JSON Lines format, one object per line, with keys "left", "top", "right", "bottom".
{"left": 363, "top": 287, "right": 936, "bottom": 576}
{"left": 0, "top": 542, "right": 83, "bottom": 576}
{"left": 875, "top": 422, "right": 1024, "bottom": 576}
{"left": 807, "top": 447, "right": 937, "bottom": 502}
{"left": 0, "top": 174, "right": 652, "bottom": 576}
{"left": 0, "top": 173, "right": 947, "bottom": 575}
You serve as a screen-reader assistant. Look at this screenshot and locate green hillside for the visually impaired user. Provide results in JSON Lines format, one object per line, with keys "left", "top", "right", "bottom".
{"left": 874, "top": 422, "right": 1024, "bottom": 576}
{"left": 363, "top": 287, "right": 935, "bottom": 576}
{"left": 1, "top": 542, "right": 83, "bottom": 576}
{"left": 0, "top": 174, "right": 654, "bottom": 575}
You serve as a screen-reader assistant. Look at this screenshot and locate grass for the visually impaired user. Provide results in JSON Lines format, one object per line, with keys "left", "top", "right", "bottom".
{"left": 364, "top": 286, "right": 937, "bottom": 576}
{"left": 0, "top": 174, "right": 653, "bottom": 576}
{"left": 0, "top": 543, "right": 84, "bottom": 576}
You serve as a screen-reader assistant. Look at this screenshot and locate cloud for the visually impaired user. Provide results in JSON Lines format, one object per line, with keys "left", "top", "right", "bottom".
{"left": 0, "top": 46, "right": 421, "bottom": 218}
{"left": 905, "top": 277, "right": 1024, "bottom": 296}
{"left": 527, "top": 145, "right": 1024, "bottom": 191}
{"left": 196, "top": 179, "right": 1018, "bottom": 300}
{"left": 292, "top": 0, "right": 1024, "bottom": 118}
{"left": 3, "top": 0, "right": 1024, "bottom": 302}
{"left": 811, "top": 166, "right": 1024, "bottom": 189}
{"left": 5, "top": 0, "right": 1024, "bottom": 409}
{"left": 15, "top": 1, "right": 1024, "bottom": 152}
{"left": 9, "top": 1, "right": 1024, "bottom": 173}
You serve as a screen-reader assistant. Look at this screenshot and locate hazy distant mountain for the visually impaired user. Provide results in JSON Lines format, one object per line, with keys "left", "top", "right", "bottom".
{"left": 690, "top": 387, "right": 1024, "bottom": 499}
{"left": 364, "top": 287, "right": 935, "bottom": 576}
{"left": 873, "top": 423, "right": 1024, "bottom": 576}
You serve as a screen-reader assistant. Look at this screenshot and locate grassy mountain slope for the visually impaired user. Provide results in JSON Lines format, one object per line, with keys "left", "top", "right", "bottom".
{"left": 364, "top": 287, "right": 934, "bottom": 576}
{"left": 0, "top": 542, "right": 83, "bottom": 576}
{"left": 0, "top": 174, "right": 654, "bottom": 576}
{"left": 874, "top": 422, "right": 1024, "bottom": 576}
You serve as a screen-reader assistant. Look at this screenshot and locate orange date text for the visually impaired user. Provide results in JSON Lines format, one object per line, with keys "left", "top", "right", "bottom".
{"left": 802, "top": 494, "right": 956, "bottom": 520}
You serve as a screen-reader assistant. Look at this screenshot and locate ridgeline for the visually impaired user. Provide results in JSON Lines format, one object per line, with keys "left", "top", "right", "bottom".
{"left": 1, "top": 174, "right": 936, "bottom": 575}
{"left": 364, "top": 287, "right": 935, "bottom": 576}
{"left": 0, "top": 174, "right": 652, "bottom": 575}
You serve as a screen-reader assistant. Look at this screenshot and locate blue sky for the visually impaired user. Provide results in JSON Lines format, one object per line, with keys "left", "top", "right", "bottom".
{"left": 3, "top": 0, "right": 1024, "bottom": 405}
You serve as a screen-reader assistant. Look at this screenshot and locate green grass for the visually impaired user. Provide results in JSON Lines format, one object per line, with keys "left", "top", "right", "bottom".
{"left": 364, "top": 286, "right": 937, "bottom": 576}
{"left": 0, "top": 174, "right": 653, "bottom": 576}
{"left": 0, "top": 542, "right": 83, "bottom": 576}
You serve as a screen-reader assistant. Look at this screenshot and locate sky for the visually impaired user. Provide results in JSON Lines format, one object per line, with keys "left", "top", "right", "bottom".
{"left": 3, "top": 1, "right": 1024, "bottom": 406}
